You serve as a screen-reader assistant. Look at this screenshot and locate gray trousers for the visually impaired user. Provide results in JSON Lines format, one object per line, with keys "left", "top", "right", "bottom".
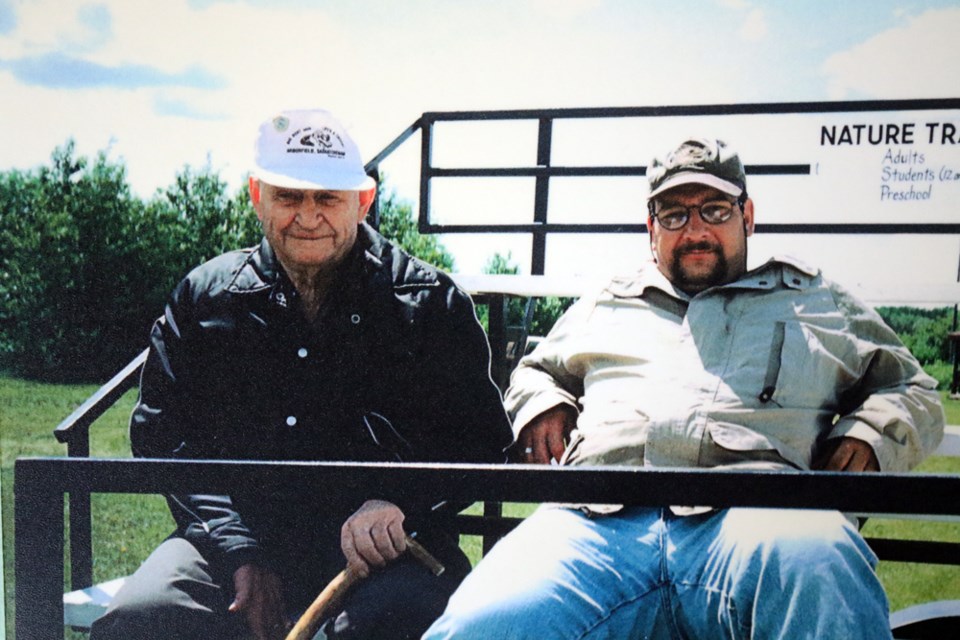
{"left": 90, "top": 534, "right": 470, "bottom": 640}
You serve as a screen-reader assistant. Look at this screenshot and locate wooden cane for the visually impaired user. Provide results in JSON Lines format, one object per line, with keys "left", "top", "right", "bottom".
{"left": 285, "top": 535, "right": 444, "bottom": 640}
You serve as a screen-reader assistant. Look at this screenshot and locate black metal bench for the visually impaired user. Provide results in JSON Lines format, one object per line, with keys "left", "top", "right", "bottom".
{"left": 25, "top": 329, "right": 960, "bottom": 638}
{"left": 15, "top": 454, "right": 960, "bottom": 638}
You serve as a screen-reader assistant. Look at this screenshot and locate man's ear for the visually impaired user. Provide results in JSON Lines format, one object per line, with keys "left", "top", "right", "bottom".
{"left": 249, "top": 177, "right": 261, "bottom": 206}
{"left": 742, "top": 198, "right": 755, "bottom": 237}
{"left": 645, "top": 215, "right": 658, "bottom": 263}
{"left": 357, "top": 186, "right": 377, "bottom": 222}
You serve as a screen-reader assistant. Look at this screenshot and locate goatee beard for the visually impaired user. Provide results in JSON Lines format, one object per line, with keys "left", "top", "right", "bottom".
{"left": 671, "top": 242, "right": 728, "bottom": 292}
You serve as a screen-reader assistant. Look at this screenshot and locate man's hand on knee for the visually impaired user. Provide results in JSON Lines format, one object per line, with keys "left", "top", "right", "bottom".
{"left": 341, "top": 499, "right": 407, "bottom": 578}
{"left": 230, "top": 563, "right": 287, "bottom": 640}
{"left": 814, "top": 437, "right": 879, "bottom": 472}
{"left": 518, "top": 405, "right": 577, "bottom": 464}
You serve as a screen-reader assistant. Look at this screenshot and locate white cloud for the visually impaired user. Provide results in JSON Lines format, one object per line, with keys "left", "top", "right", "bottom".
{"left": 0, "top": 0, "right": 92, "bottom": 55}
{"left": 739, "top": 8, "right": 768, "bottom": 41}
{"left": 823, "top": 7, "right": 960, "bottom": 99}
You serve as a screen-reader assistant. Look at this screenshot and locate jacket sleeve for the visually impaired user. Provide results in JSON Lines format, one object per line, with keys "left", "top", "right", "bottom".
{"left": 828, "top": 282, "right": 945, "bottom": 472}
{"left": 131, "top": 277, "right": 263, "bottom": 574}
{"left": 411, "top": 281, "right": 515, "bottom": 463}
{"left": 381, "top": 279, "right": 514, "bottom": 530}
{"left": 503, "top": 293, "right": 594, "bottom": 440}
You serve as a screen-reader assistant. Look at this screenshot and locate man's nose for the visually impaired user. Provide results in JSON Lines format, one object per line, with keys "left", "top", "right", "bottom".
{"left": 296, "top": 199, "right": 324, "bottom": 228}
{"left": 683, "top": 207, "right": 709, "bottom": 235}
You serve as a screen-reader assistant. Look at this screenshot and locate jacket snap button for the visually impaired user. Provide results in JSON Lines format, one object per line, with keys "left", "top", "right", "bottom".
{"left": 286, "top": 416, "right": 297, "bottom": 427}
{"left": 350, "top": 314, "right": 361, "bottom": 325}
{"left": 297, "top": 348, "right": 308, "bottom": 358}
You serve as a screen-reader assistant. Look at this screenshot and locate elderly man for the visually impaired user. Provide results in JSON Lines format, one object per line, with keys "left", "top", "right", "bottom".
{"left": 424, "top": 138, "right": 945, "bottom": 639}
{"left": 91, "top": 109, "right": 512, "bottom": 640}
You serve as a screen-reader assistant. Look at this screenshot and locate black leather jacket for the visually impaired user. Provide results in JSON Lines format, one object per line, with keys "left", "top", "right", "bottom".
{"left": 131, "top": 223, "right": 513, "bottom": 573}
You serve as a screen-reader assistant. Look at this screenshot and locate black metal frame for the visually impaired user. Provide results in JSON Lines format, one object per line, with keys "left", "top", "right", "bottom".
{"left": 371, "top": 99, "right": 960, "bottom": 275}
{"left": 15, "top": 456, "right": 960, "bottom": 639}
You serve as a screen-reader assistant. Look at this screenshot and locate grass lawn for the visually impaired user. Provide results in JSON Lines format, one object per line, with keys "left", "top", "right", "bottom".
{"left": 2, "top": 375, "right": 959, "bottom": 638}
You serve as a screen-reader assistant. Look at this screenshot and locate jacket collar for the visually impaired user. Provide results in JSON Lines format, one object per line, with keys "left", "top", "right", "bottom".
{"left": 224, "top": 237, "right": 284, "bottom": 295}
{"left": 605, "top": 254, "right": 821, "bottom": 300}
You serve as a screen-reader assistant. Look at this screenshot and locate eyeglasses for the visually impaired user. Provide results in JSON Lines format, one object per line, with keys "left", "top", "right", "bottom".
{"left": 652, "top": 199, "right": 740, "bottom": 231}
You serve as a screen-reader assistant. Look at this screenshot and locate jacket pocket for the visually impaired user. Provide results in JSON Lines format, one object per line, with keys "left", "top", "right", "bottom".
{"left": 560, "top": 419, "right": 649, "bottom": 467}
{"left": 762, "top": 321, "right": 860, "bottom": 410}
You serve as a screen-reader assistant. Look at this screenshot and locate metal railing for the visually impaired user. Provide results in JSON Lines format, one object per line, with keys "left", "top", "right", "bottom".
{"left": 363, "top": 98, "right": 960, "bottom": 275}
{"left": 16, "top": 456, "right": 960, "bottom": 638}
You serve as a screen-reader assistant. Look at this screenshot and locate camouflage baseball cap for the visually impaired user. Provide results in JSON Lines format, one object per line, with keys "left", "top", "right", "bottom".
{"left": 646, "top": 138, "right": 745, "bottom": 200}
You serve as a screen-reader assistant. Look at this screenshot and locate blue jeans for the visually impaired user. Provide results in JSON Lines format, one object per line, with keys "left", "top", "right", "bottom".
{"left": 424, "top": 506, "right": 892, "bottom": 639}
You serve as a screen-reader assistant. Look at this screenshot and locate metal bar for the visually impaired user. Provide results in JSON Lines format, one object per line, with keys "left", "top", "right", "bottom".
{"left": 531, "top": 118, "right": 552, "bottom": 275}
{"left": 68, "top": 493, "right": 92, "bottom": 590}
{"left": 419, "top": 222, "right": 960, "bottom": 235}
{"left": 754, "top": 223, "right": 960, "bottom": 234}
{"left": 15, "top": 460, "right": 65, "bottom": 639}
{"left": 53, "top": 348, "right": 148, "bottom": 444}
{"left": 422, "top": 98, "right": 960, "bottom": 122}
{"left": 865, "top": 538, "right": 960, "bottom": 566}
{"left": 364, "top": 118, "right": 422, "bottom": 170}
{"left": 952, "top": 305, "right": 960, "bottom": 396}
{"left": 456, "top": 513, "right": 520, "bottom": 538}
{"left": 52, "top": 347, "right": 146, "bottom": 591}
{"left": 425, "top": 164, "right": 809, "bottom": 178}
{"left": 15, "top": 458, "right": 960, "bottom": 515}
{"left": 361, "top": 117, "right": 422, "bottom": 231}
{"left": 418, "top": 118, "right": 433, "bottom": 231}
{"left": 429, "top": 166, "right": 644, "bottom": 178}
{"left": 480, "top": 504, "right": 505, "bottom": 556}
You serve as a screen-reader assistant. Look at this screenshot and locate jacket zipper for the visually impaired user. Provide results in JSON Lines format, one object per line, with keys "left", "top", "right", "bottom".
{"left": 759, "top": 321, "right": 785, "bottom": 404}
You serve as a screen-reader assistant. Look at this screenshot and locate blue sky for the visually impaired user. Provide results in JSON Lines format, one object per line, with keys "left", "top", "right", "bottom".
{"left": 1, "top": 0, "right": 959, "bottom": 291}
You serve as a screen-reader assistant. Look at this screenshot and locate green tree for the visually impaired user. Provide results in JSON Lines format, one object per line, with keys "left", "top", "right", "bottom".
{"left": 476, "top": 251, "right": 573, "bottom": 336}
{"left": 375, "top": 185, "right": 454, "bottom": 270}
{"left": 135, "top": 166, "right": 261, "bottom": 314}
{"left": 877, "top": 306, "right": 953, "bottom": 365}
{"left": 0, "top": 141, "right": 148, "bottom": 380}
{"left": 0, "top": 145, "right": 265, "bottom": 381}
{"left": 151, "top": 165, "right": 261, "bottom": 265}
{"left": 0, "top": 167, "right": 37, "bottom": 360}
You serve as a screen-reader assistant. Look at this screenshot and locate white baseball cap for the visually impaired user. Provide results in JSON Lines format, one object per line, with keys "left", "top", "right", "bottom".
{"left": 253, "top": 109, "right": 376, "bottom": 191}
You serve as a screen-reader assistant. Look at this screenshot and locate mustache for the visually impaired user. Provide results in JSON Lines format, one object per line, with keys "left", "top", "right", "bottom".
{"left": 677, "top": 241, "right": 721, "bottom": 255}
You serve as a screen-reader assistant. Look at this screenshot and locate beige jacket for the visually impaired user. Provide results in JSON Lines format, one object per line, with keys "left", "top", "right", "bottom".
{"left": 505, "top": 257, "right": 944, "bottom": 477}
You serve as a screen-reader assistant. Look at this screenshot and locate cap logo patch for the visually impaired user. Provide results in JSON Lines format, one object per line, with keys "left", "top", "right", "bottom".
{"left": 670, "top": 141, "right": 713, "bottom": 169}
{"left": 284, "top": 126, "right": 346, "bottom": 159}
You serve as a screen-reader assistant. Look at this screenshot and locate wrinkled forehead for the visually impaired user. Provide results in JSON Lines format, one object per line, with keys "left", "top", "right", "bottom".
{"left": 260, "top": 181, "right": 355, "bottom": 197}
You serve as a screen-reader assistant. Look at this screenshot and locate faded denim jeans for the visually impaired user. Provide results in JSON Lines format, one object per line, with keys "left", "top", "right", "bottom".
{"left": 424, "top": 505, "right": 892, "bottom": 640}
